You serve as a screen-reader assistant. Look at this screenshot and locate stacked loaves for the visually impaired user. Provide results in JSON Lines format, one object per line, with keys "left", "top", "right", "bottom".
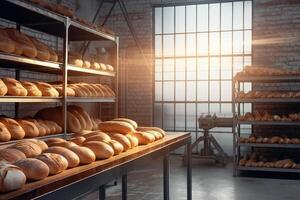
{"left": 235, "top": 65, "right": 300, "bottom": 77}
{"left": 239, "top": 135, "right": 300, "bottom": 144}
{"left": 0, "top": 28, "right": 58, "bottom": 62}
{"left": 239, "top": 111, "right": 300, "bottom": 121}
{"left": 236, "top": 91, "right": 300, "bottom": 99}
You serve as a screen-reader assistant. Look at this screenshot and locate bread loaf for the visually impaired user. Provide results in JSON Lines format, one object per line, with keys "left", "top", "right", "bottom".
{"left": 45, "top": 137, "right": 66, "bottom": 146}
{"left": 69, "top": 136, "right": 86, "bottom": 145}
{"left": 108, "top": 133, "right": 131, "bottom": 151}
{"left": 106, "top": 64, "right": 114, "bottom": 72}
{"left": 0, "top": 79, "right": 8, "bottom": 96}
{"left": 0, "top": 162, "right": 26, "bottom": 193}
{"left": 132, "top": 132, "right": 155, "bottom": 145}
{"left": 48, "top": 141, "right": 78, "bottom": 149}
{"left": 16, "top": 119, "right": 39, "bottom": 138}
{"left": 29, "top": 37, "right": 50, "bottom": 61}
{"left": 0, "top": 122, "right": 11, "bottom": 142}
{"left": 107, "top": 140, "right": 124, "bottom": 155}
{"left": 35, "top": 82, "right": 59, "bottom": 97}
{"left": 102, "top": 85, "right": 115, "bottom": 97}
{"left": 0, "top": 118, "right": 25, "bottom": 140}
{"left": 68, "top": 109, "right": 87, "bottom": 130}
{"left": 36, "top": 153, "right": 68, "bottom": 175}
{"left": 0, "top": 28, "right": 15, "bottom": 53}
{"left": 44, "top": 146, "right": 80, "bottom": 168}
{"left": 125, "top": 134, "right": 139, "bottom": 148}
{"left": 69, "top": 57, "right": 83, "bottom": 67}
{"left": 91, "top": 62, "right": 100, "bottom": 70}
{"left": 67, "top": 111, "right": 82, "bottom": 133}
{"left": 98, "top": 121, "right": 135, "bottom": 135}
{"left": 100, "top": 63, "right": 107, "bottom": 71}
{"left": 84, "top": 132, "right": 111, "bottom": 142}
{"left": 68, "top": 146, "right": 95, "bottom": 164}
{"left": 36, "top": 119, "right": 52, "bottom": 135}
{"left": 83, "top": 61, "right": 91, "bottom": 68}
{"left": 35, "top": 107, "right": 63, "bottom": 127}
{"left": 83, "top": 141, "right": 114, "bottom": 159}
{"left": 0, "top": 149, "right": 26, "bottom": 163}
{"left": 24, "top": 139, "right": 48, "bottom": 152}
{"left": 43, "top": 120, "right": 60, "bottom": 134}
{"left": 15, "top": 158, "right": 49, "bottom": 180}
{"left": 48, "top": 47, "right": 58, "bottom": 62}
{"left": 2, "top": 78, "right": 28, "bottom": 96}
{"left": 21, "top": 81, "right": 42, "bottom": 96}
{"left": 112, "top": 118, "right": 138, "bottom": 129}
{"left": 136, "top": 127, "right": 166, "bottom": 137}
{"left": 12, "top": 141, "right": 42, "bottom": 158}
{"left": 53, "top": 86, "right": 75, "bottom": 97}
{"left": 68, "top": 105, "right": 93, "bottom": 131}
{"left": 145, "top": 130, "right": 162, "bottom": 140}
{"left": 24, "top": 119, "right": 45, "bottom": 136}
{"left": 5, "top": 28, "right": 37, "bottom": 58}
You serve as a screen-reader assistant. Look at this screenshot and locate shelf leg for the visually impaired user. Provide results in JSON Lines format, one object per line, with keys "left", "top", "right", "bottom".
{"left": 122, "top": 174, "right": 127, "bottom": 200}
{"left": 99, "top": 185, "right": 106, "bottom": 200}
{"left": 186, "top": 141, "right": 192, "bottom": 200}
{"left": 163, "top": 154, "right": 170, "bottom": 200}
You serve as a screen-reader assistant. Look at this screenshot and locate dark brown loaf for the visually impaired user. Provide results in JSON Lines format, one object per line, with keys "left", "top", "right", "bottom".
{"left": 83, "top": 141, "right": 114, "bottom": 159}
{"left": 21, "top": 81, "right": 42, "bottom": 96}
{"left": 0, "top": 28, "right": 15, "bottom": 53}
{"left": 36, "top": 153, "right": 68, "bottom": 175}
{"left": 0, "top": 118, "right": 25, "bottom": 140}
{"left": 11, "top": 141, "right": 42, "bottom": 158}
{"left": 0, "top": 149, "right": 26, "bottom": 163}
{"left": 0, "top": 162, "right": 26, "bottom": 193}
{"left": 68, "top": 146, "right": 96, "bottom": 164}
{"left": 14, "top": 158, "right": 49, "bottom": 180}
{"left": 16, "top": 119, "right": 39, "bottom": 138}
{"left": 44, "top": 146, "right": 80, "bottom": 168}
{"left": 98, "top": 121, "right": 135, "bottom": 135}
{"left": 0, "top": 79, "right": 8, "bottom": 96}
{"left": 2, "top": 78, "right": 28, "bottom": 96}
{"left": 0, "top": 121, "right": 11, "bottom": 142}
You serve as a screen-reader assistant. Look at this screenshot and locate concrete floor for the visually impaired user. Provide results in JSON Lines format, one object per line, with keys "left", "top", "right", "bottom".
{"left": 81, "top": 156, "right": 300, "bottom": 200}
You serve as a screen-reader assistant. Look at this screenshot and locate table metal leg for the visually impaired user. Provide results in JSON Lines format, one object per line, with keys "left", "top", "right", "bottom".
{"left": 99, "top": 185, "right": 106, "bottom": 200}
{"left": 187, "top": 142, "right": 192, "bottom": 200}
{"left": 122, "top": 174, "right": 127, "bottom": 200}
{"left": 163, "top": 154, "right": 170, "bottom": 200}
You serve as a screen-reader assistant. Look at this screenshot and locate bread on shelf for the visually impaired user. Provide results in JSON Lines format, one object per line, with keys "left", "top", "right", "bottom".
{"left": 2, "top": 78, "right": 28, "bottom": 96}
{"left": 0, "top": 28, "right": 15, "bottom": 54}
{"left": 44, "top": 146, "right": 80, "bottom": 168}
{"left": 0, "top": 118, "right": 25, "bottom": 140}
{"left": 83, "top": 141, "right": 114, "bottom": 160}
{"left": 36, "top": 153, "right": 68, "bottom": 175}
{"left": 0, "top": 79, "right": 8, "bottom": 96}
{"left": 21, "top": 81, "right": 42, "bottom": 96}
{"left": 0, "top": 149, "right": 26, "bottom": 163}
{"left": 0, "top": 162, "right": 26, "bottom": 193}
{"left": 14, "top": 158, "right": 49, "bottom": 181}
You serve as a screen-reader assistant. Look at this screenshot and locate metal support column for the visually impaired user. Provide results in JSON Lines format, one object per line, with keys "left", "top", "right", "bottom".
{"left": 122, "top": 174, "right": 127, "bottom": 200}
{"left": 163, "top": 154, "right": 170, "bottom": 200}
{"left": 99, "top": 185, "right": 106, "bottom": 200}
{"left": 187, "top": 140, "right": 192, "bottom": 200}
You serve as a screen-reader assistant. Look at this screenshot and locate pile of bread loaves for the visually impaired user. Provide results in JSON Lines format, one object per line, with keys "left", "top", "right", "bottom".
{"left": 236, "top": 91, "right": 300, "bottom": 99}
{"left": 235, "top": 65, "right": 300, "bottom": 77}
{"left": 239, "top": 135, "right": 300, "bottom": 144}
{"left": 239, "top": 111, "right": 300, "bottom": 121}
{"left": 0, "top": 117, "right": 62, "bottom": 142}
{"left": 239, "top": 153, "right": 300, "bottom": 169}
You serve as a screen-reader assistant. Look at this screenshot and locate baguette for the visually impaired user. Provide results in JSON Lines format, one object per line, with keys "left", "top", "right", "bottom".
{"left": 0, "top": 149, "right": 26, "bottom": 163}
{"left": 112, "top": 118, "right": 138, "bottom": 129}
{"left": 15, "top": 158, "right": 49, "bottom": 180}
{"left": 125, "top": 134, "right": 139, "bottom": 148}
{"left": 107, "top": 140, "right": 124, "bottom": 155}
{"left": 83, "top": 141, "right": 114, "bottom": 159}
{"left": 68, "top": 146, "right": 96, "bottom": 164}
{"left": 136, "top": 127, "right": 166, "bottom": 137}
{"left": 108, "top": 133, "right": 131, "bottom": 151}
{"left": 36, "top": 153, "right": 68, "bottom": 175}
{"left": 44, "top": 146, "right": 80, "bottom": 168}
{"left": 98, "top": 121, "right": 135, "bottom": 135}
{"left": 132, "top": 132, "right": 155, "bottom": 145}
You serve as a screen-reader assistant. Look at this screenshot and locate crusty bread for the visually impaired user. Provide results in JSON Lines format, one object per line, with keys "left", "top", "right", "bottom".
{"left": 0, "top": 118, "right": 25, "bottom": 140}
{"left": 53, "top": 86, "right": 75, "bottom": 97}
{"left": 100, "top": 63, "right": 107, "bottom": 71}
{"left": 45, "top": 137, "right": 66, "bottom": 146}
{"left": 44, "top": 146, "right": 80, "bottom": 168}
{"left": 84, "top": 132, "right": 111, "bottom": 142}
{"left": 145, "top": 130, "right": 162, "bottom": 140}
{"left": 2, "top": 78, "right": 28, "bottom": 96}
{"left": 0, "top": 149, "right": 26, "bottom": 163}
{"left": 0, "top": 121, "right": 11, "bottom": 142}
{"left": 107, "top": 140, "right": 124, "bottom": 155}
{"left": 21, "top": 81, "right": 42, "bottom": 96}
{"left": 67, "top": 111, "right": 82, "bottom": 133}
{"left": 102, "top": 85, "right": 115, "bottom": 97}
{"left": 15, "top": 158, "right": 49, "bottom": 180}
{"left": 83, "top": 61, "right": 91, "bottom": 68}
{"left": 48, "top": 141, "right": 78, "bottom": 149}
{"left": 112, "top": 118, "right": 138, "bottom": 129}
{"left": 0, "top": 79, "right": 8, "bottom": 96}
{"left": 136, "top": 127, "right": 166, "bottom": 137}
{"left": 36, "top": 153, "right": 68, "bottom": 175}
{"left": 125, "top": 134, "right": 139, "bottom": 148}
{"left": 132, "top": 132, "right": 155, "bottom": 145}
{"left": 23, "top": 139, "right": 48, "bottom": 152}
{"left": 91, "top": 62, "right": 100, "bottom": 70}
{"left": 68, "top": 146, "right": 95, "bottom": 164}
{"left": 0, "top": 162, "right": 26, "bottom": 193}
{"left": 36, "top": 119, "right": 52, "bottom": 135}
{"left": 69, "top": 136, "right": 86, "bottom": 145}
{"left": 98, "top": 121, "right": 135, "bottom": 135}
{"left": 48, "top": 47, "right": 58, "bottom": 62}
{"left": 29, "top": 37, "right": 50, "bottom": 61}
{"left": 16, "top": 119, "right": 39, "bottom": 138}
{"left": 83, "top": 141, "right": 114, "bottom": 159}
{"left": 11, "top": 141, "right": 42, "bottom": 158}
{"left": 43, "top": 120, "right": 59, "bottom": 134}
{"left": 68, "top": 108, "right": 87, "bottom": 130}
{"left": 35, "top": 81, "right": 59, "bottom": 97}
{"left": 0, "top": 28, "right": 15, "bottom": 54}
{"left": 68, "top": 105, "right": 93, "bottom": 131}
{"left": 35, "top": 107, "right": 63, "bottom": 128}
{"left": 108, "top": 133, "right": 131, "bottom": 151}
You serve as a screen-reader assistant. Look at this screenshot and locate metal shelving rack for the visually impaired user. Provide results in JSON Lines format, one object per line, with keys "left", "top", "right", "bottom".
{"left": 233, "top": 74, "right": 300, "bottom": 175}
{"left": 0, "top": 0, "right": 119, "bottom": 142}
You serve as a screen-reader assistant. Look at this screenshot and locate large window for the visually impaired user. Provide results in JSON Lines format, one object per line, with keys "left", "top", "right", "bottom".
{"left": 154, "top": 1, "right": 252, "bottom": 132}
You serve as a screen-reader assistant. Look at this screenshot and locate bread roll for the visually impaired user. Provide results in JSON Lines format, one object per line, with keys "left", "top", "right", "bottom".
{"left": 16, "top": 119, "right": 39, "bottom": 138}
{"left": 132, "top": 132, "right": 155, "bottom": 145}
{"left": 106, "top": 64, "right": 114, "bottom": 72}
{"left": 0, "top": 118, "right": 25, "bottom": 140}
{"left": 91, "top": 62, "right": 100, "bottom": 70}
{"left": 107, "top": 140, "right": 123, "bottom": 155}
{"left": 100, "top": 63, "right": 107, "bottom": 71}
{"left": 69, "top": 57, "right": 83, "bottom": 67}
{"left": 136, "top": 127, "right": 166, "bottom": 137}
{"left": 12, "top": 141, "right": 42, "bottom": 158}
{"left": 15, "top": 158, "right": 49, "bottom": 180}
{"left": 98, "top": 121, "right": 135, "bottom": 135}
{"left": 83, "top": 141, "right": 114, "bottom": 159}
{"left": 36, "top": 153, "right": 68, "bottom": 175}
{"left": 108, "top": 133, "right": 131, "bottom": 151}
{"left": 0, "top": 122, "right": 11, "bottom": 142}
{"left": 0, "top": 79, "right": 8, "bottom": 96}
{"left": 53, "top": 86, "right": 75, "bottom": 97}
{"left": 0, "top": 149, "right": 26, "bottom": 163}
{"left": 83, "top": 61, "right": 91, "bottom": 68}
{"left": 0, "top": 162, "right": 26, "bottom": 193}
{"left": 69, "top": 136, "right": 86, "bottom": 145}
{"left": 29, "top": 37, "right": 50, "bottom": 61}
{"left": 21, "top": 81, "right": 42, "bottom": 96}
{"left": 2, "top": 78, "right": 28, "bottom": 96}
{"left": 125, "top": 134, "right": 139, "bottom": 148}
{"left": 35, "top": 82, "right": 59, "bottom": 97}
{"left": 113, "top": 118, "right": 138, "bottom": 129}
{"left": 5, "top": 28, "right": 37, "bottom": 57}
{"left": 68, "top": 146, "right": 95, "bottom": 164}
{"left": 0, "top": 28, "right": 15, "bottom": 53}
{"left": 44, "top": 146, "right": 80, "bottom": 168}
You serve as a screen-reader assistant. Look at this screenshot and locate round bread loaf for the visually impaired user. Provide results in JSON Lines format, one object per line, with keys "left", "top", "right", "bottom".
{"left": 35, "top": 82, "right": 59, "bottom": 97}
{"left": 45, "top": 137, "right": 66, "bottom": 145}
{"left": 0, "top": 122, "right": 11, "bottom": 142}
{"left": 107, "top": 140, "right": 123, "bottom": 155}
{"left": 125, "top": 134, "right": 139, "bottom": 148}
{"left": 91, "top": 62, "right": 100, "bottom": 70}
{"left": 136, "top": 127, "right": 166, "bottom": 137}
{"left": 44, "top": 146, "right": 80, "bottom": 168}
{"left": 69, "top": 58, "right": 83, "bottom": 67}
{"left": 112, "top": 118, "right": 138, "bottom": 129}
{"left": 68, "top": 146, "right": 95, "bottom": 164}
{"left": 36, "top": 153, "right": 68, "bottom": 175}
{"left": 21, "top": 81, "right": 42, "bottom": 96}
{"left": 0, "top": 149, "right": 26, "bottom": 163}
{"left": 0, "top": 162, "right": 26, "bottom": 193}
{"left": 2, "top": 78, "right": 28, "bottom": 96}
{"left": 15, "top": 158, "right": 49, "bottom": 180}
{"left": 48, "top": 141, "right": 78, "bottom": 149}
{"left": 16, "top": 119, "right": 39, "bottom": 138}
{"left": 83, "top": 141, "right": 114, "bottom": 159}
{"left": 0, "top": 118, "right": 24, "bottom": 140}
{"left": 85, "top": 132, "right": 111, "bottom": 142}
{"left": 98, "top": 121, "right": 135, "bottom": 135}
{"left": 12, "top": 141, "right": 42, "bottom": 157}
{"left": 0, "top": 79, "right": 8, "bottom": 96}
{"left": 69, "top": 136, "right": 86, "bottom": 145}
{"left": 108, "top": 133, "right": 131, "bottom": 151}
{"left": 0, "top": 28, "right": 15, "bottom": 54}
{"left": 132, "top": 132, "right": 155, "bottom": 145}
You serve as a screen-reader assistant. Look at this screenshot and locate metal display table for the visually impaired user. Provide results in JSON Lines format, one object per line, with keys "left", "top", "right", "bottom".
{"left": 0, "top": 133, "right": 192, "bottom": 200}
